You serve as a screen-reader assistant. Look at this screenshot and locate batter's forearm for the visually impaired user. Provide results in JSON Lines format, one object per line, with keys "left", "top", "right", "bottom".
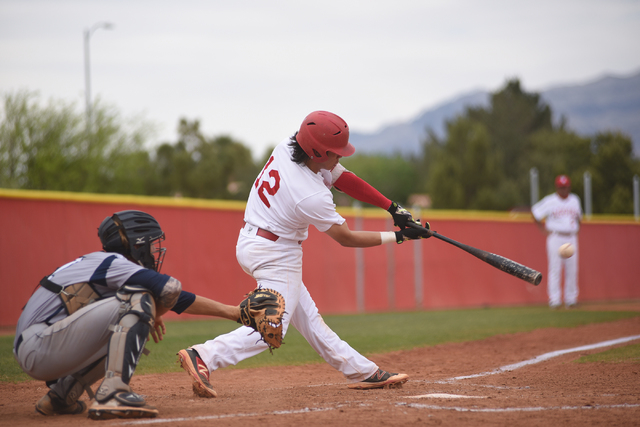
{"left": 341, "top": 230, "right": 386, "bottom": 247}
{"left": 326, "top": 222, "right": 396, "bottom": 247}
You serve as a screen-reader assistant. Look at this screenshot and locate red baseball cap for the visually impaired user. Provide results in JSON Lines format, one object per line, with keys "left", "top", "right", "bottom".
{"left": 555, "top": 175, "right": 571, "bottom": 188}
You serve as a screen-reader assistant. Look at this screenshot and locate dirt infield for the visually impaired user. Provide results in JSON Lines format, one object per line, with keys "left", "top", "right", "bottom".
{"left": 2, "top": 315, "right": 639, "bottom": 426}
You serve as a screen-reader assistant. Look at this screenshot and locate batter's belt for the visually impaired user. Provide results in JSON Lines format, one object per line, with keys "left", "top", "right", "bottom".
{"left": 551, "top": 231, "right": 575, "bottom": 237}
{"left": 256, "top": 228, "right": 279, "bottom": 242}
{"left": 243, "top": 222, "right": 302, "bottom": 245}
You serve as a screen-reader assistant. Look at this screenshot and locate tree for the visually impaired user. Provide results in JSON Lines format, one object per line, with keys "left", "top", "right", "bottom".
{"left": 418, "top": 79, "right": 557, "bottom": 209}
{"left": 340, "top": 154, "right": 419, "bottom": 207}
{"left": 469, "top": 79, "right": 553, "bottom": 182}
{"left": 0, "top": 92, "right": 261, "bottom": 200}
{"left": 0, "top": 90, "right": 153, "bottom": 193}
{"left": 147, "top": 119, "right": 259, "bottom": 200}
{"left": 423, "top": 118, "right": 507, "bottom": 209}
{"left": 527, "top": 129, "right": 592, "bottom": 198}
{"left": 589, "top": 132, "right": 640, "bottom": 214}
{"left": 416, "top": 78, "right": 640, "bottom": 212}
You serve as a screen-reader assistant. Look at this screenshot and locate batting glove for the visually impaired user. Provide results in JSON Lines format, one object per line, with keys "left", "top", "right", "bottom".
{"left": 387, "top": 201, "right": 422, "bottom": 229}
{"left": 394, "top": 221, "right": 431, "bottom": 243}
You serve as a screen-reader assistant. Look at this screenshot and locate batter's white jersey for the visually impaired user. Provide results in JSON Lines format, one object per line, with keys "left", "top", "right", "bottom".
{"left": 531, "top": 193, "right": 582, "bottom": 233}
{"left": 244, "top": 139, "right": 345, "bottom": 241}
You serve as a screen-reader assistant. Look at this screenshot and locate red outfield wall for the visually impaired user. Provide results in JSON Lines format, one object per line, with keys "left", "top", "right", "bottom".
{"left": 1, "top": 189, "right": 639, "bottom": 327}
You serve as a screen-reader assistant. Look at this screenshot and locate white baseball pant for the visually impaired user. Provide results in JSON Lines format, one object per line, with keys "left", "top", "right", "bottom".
{"left": 546, "top": 232, "right": 579, "bottom": 307}
{"left": 192, "top": 225, "right": 378, "bottom": 382}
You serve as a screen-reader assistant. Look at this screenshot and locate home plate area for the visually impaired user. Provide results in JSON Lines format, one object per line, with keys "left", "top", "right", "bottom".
{"left": 2, "top": 318, "right": 639, "bottom": 427}
{"left": 115, "top": 324, "right": 640, "bottom": 427}
{"left": 407, "top": 393, "right": 488, "bottom": 399}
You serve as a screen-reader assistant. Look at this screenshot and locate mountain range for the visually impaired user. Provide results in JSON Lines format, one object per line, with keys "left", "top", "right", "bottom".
{"left": 349, "top": 70, "right": 640, "bottom": 157}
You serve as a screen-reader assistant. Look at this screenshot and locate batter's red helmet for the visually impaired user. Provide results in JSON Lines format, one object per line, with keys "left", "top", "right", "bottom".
{"left": 555, "top": 175, "right": 571, "bottom": 188}
{"left": 297, "top": 111, "right": 355, "bottom": 163}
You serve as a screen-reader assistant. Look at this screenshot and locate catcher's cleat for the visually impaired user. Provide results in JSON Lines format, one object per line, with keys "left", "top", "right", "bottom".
{"left": 177, "top": 348, "right": 217, "bottom": 398}
{"left": 35, "top": 390, "right": 87, "bottom": 416}
{"left": 347, "top": 369, "right": 409, "bottom": 390}
{"left": 87, "top": 391, "right": 158, "bottom": 420}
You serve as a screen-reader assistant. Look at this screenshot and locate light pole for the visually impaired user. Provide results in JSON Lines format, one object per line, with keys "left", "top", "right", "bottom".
{"left": 84, "top": 22, "right": 114, "bottom": 132}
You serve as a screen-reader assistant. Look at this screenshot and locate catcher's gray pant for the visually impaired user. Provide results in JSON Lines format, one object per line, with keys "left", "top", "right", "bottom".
{"left": 15, "top": 297, "right": 121, "bottom": 382}
{"left": 192, "top": 227, "right": 378, "bottom": 383}
{"left": 16, "top": 289, "right": 156, "bottom": 405}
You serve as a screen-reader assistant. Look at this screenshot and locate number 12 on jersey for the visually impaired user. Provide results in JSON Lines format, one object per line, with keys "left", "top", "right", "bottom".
{"left": 254, "top": 156, "right": 280, "bottom": 207}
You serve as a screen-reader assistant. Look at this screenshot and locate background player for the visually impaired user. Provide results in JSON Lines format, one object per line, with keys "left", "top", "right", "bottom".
{"left": 178, "top": 110, "right": 431, "bottom": 397}
{"left": 14, "top": 210, "right": 242, "bottom": 419}
{"left": 531, "top": 175, "right": 583, "bottom": 308}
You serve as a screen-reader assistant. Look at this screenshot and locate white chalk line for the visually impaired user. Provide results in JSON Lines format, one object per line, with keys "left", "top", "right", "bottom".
{"left": 114, "top": 334, "right": 640, "bottom": 424}
{"left": 398, "top": 402, "right": 640, "bottom": 413}
{"left": 449, "top": 334, "right": 640, "bottom": 381}
{"left": 408, "top": 393, "right": 487, "bottom": 399}
{"left": 115, "top": 406, "right": 337, "bottom": 425}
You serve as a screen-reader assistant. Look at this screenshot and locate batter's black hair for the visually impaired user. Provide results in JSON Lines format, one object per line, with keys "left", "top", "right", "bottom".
{"left": 288, "top": 132, "right": 309, "bottom": 165}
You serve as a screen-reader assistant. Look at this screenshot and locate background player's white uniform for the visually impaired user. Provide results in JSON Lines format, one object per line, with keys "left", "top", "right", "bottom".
{"left": 191, "top": 139, "right": 379, "bottom": 382}
{"left": 531, "top": 192, "right": 583, "bottom": 307}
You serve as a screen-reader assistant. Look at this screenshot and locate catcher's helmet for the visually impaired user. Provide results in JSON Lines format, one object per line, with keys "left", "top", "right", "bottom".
{"left": 98, "top": 210, "right": 166, "bottom": 272}
{"left": 296, "top": 111, "right": 355, "bottom": 163}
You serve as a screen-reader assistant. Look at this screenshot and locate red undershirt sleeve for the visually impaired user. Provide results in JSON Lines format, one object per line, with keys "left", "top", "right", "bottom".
{"left": 333, "top": 172, "right": 392, "bottom": 210}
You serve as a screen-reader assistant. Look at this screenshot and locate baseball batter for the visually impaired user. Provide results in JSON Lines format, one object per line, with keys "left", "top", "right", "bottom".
{"left": 13, "top": 210, "right": 243, "bottom": 419}
{"left": 531, "top": 175, "right": 583, "bottom": 308}
{"left": 178, "top": 111, "right": 431, "bottom": 396}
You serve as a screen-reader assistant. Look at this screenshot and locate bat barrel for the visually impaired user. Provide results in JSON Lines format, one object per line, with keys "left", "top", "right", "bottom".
{"left": 407, "top": 222, "right": 542, "bottom": 286}
{"left": 532, "top": 272, "right": 542, "bottom": 286}
{"left": 507, "top": 263, "right": 543, "bottom": 285}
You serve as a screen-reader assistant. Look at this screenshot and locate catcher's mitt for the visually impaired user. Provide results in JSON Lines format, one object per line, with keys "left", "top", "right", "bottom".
{"left": 238, "top": 288, "right": 285, "bottom": 352}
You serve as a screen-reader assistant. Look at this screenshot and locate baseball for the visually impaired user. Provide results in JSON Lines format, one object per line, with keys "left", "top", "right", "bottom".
{"left": 559, "top": 243, "right": 575, "bottom": 258}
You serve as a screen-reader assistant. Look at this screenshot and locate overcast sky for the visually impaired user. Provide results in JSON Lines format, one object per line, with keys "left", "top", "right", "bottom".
{"left": 1, "top": 0, "right": 639, "bottom": 158}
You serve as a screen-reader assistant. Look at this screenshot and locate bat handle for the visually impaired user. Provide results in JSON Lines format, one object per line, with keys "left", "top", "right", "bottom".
{"left": 406, "top": 221, "right": 435, "bottom": 237}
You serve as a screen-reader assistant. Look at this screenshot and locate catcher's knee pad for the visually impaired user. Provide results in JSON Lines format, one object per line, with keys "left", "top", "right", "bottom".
{"left": 95, "top": 289, "right": 156, "bottom": 403}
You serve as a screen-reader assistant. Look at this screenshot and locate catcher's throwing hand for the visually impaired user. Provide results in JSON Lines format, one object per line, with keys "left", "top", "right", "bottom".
{"left": 150, "top": 316, "right": 166, "bottom": 343}
{"left": 387, "top": 201, "right": 422, "bottom": 229}
{"left": 237, "top": 288, "right": 285, "bottom": 352}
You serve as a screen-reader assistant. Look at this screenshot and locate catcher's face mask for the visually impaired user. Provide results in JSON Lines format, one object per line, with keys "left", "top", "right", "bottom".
{"left": 130, "top": 233, "right": 166, "bottom": 272}
{"left": 149, "top": 234, "right": 167, "bottom": 272}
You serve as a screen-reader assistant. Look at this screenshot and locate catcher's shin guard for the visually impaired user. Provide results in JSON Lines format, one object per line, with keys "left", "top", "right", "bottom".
{"left": 94, "top": 287, "right": 156, "bottom": 404}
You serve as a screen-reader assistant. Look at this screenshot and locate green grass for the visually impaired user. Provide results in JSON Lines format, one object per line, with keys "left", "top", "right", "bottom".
{"left": 2, "top": 306, "right": 638, "bottom": 383}
{"left": 575, "top": 343, "right": 640, "bottom": 364}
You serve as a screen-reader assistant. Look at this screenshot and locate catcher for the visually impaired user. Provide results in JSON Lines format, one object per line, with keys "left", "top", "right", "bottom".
{"left": 13, "top": 210, "right": 278, "bottom": 420}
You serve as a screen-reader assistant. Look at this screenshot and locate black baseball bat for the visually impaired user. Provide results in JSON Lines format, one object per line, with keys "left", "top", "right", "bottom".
{"left": 407, "top": 222, "right": 542, "bottom": 286}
